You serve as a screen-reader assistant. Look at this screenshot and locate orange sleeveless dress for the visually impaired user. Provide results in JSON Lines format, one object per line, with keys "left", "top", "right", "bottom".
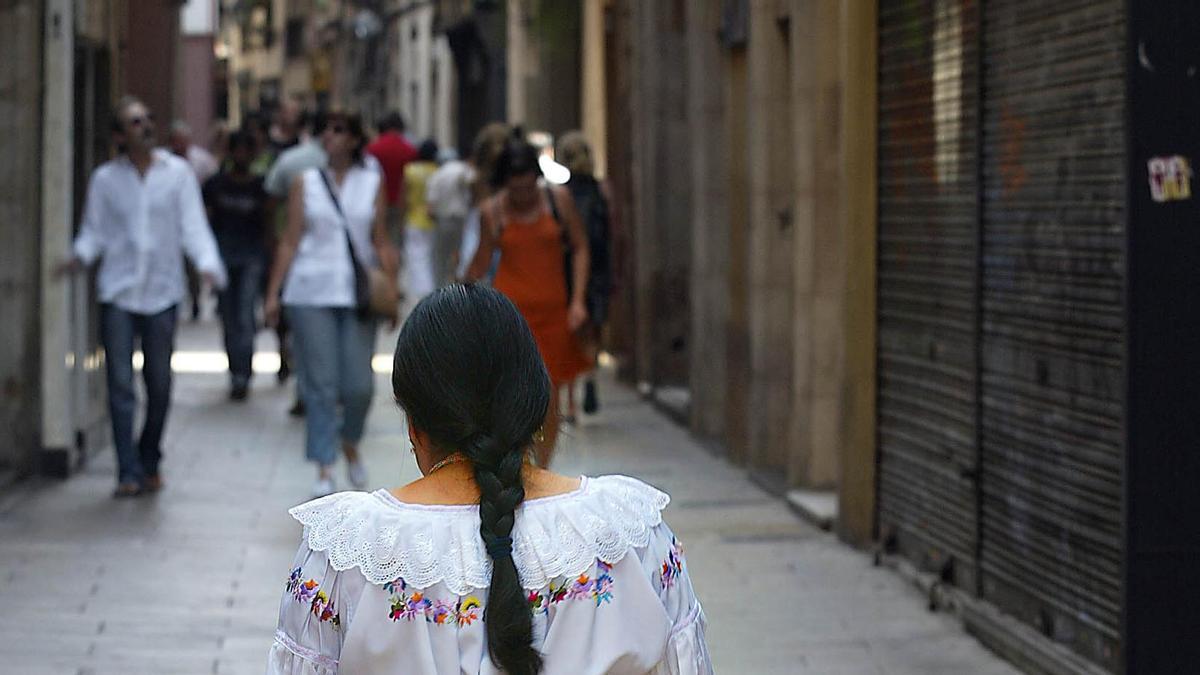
{"left": 493, "top": 205, "right": 591, "bottom": 386}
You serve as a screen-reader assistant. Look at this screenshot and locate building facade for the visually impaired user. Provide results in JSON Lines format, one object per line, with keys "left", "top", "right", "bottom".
{"left": 218, "top": 1, "right": 456, "bottom": 141}
{"left": 606, "top": 1, "right": 1200, "bottom": 673}
{"left": 180, "top": 0, "right": 219, "bottom": 141}
{"left": 221, "top": 0, "right": 292, "bottom": 122}
{"left": 385, "top": 0, "right": 456, "bottom": 148}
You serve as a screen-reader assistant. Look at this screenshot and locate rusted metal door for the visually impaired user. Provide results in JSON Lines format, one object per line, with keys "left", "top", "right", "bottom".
{"left": 876, "top": 0, "right": 982, "bottom": 589}
{"left": 70, "top": 41, "right": 114, "bottom": 465}
{"left": 878, "top": 1, "right": 1128, "bottom": 670}
{"left": 979, "top": 0, "right": 1126, "bottom": 669}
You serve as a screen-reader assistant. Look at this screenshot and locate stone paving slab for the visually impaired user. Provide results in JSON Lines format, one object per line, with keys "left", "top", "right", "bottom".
{"left": 0, "top": 320, "right": 1022, "bottom": 674}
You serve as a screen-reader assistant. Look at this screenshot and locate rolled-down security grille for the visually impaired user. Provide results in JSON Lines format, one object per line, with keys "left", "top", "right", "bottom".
{"left": 877, "top": 0, "right": 982, "bottom": 590}
{"left": 979, "top": 0, "right": 1125, "bottom": 669}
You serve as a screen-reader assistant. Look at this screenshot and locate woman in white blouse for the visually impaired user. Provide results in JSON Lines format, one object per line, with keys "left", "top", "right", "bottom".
{"left": 267, "top": 284, "right": 712, "bottom": 674}
{"left": 265, "top": 110, "right": 398, "bottom": 498}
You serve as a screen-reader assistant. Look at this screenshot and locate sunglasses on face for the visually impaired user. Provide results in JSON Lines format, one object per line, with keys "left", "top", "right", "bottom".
{"left": 126, "top": 113, "right": 154, "bottom": 128}
{"left": 329, "top": 124, "right": 348, "bottom": 135}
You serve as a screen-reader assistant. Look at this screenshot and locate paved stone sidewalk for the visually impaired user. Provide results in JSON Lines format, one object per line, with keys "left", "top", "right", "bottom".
{"left": 0, "top": 321, "right": 1021, "bottom": 675}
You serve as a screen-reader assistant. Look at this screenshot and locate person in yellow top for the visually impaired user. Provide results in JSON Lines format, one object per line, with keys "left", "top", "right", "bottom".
{"left": 403, "top": 140, "right": 439, "bottom": 301}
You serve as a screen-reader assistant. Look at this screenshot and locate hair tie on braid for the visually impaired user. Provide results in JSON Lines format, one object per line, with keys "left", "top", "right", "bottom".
{"left": 485, "top": 535, "right": 514, "bottom": 560}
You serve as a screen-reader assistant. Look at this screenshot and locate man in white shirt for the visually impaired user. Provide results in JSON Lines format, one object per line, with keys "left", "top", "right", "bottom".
{"left": 60, "top": 96, "right": 227, "bottom": 498}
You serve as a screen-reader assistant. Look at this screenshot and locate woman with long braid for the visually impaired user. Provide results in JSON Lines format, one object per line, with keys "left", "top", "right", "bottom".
{"left": 267, "top": 284, "right": 712, "bottom": 674}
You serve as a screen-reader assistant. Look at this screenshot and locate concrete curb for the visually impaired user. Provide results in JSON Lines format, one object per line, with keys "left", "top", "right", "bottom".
{"left": 877, "top": 554, "right": 1109, "bottom": 675}
{"left": 785, "top": 489, "right": 837, "bottom": 531}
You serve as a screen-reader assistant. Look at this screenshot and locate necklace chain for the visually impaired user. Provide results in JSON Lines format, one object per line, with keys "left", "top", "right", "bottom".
{"left": 427, "top": 452, "right": 468, "bottom": 475}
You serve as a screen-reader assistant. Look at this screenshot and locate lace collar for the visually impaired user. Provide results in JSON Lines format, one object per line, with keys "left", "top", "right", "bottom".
{"left": 289, "top": 475, "right": 670, "bottom": 595}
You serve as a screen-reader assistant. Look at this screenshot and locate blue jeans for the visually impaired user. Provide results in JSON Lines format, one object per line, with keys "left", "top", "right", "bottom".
{"left": 101, "top": 304, "right": 178, "bottom": 484}
{"left": 218, "top": 259, "right": 263, "bottom": 388}
{"left": 286, "top": 306, "right": 377, "bottom": 467}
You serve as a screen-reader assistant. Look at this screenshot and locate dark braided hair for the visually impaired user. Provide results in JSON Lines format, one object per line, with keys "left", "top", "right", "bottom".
{"left": 392, "top": 284, "right": 549, "bottom": 675}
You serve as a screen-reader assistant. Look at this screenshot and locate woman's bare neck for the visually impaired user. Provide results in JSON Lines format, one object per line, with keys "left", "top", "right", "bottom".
{"left": 388, "top": 465, "right": 582, "bottom": 506}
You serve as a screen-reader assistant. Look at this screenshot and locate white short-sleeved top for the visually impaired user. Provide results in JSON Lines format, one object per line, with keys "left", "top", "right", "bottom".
{"left": 281, "top": 166, "right": 380, "bottom": 308}
{"left": 266, "top": 475, "right": 713, "bottom": 675}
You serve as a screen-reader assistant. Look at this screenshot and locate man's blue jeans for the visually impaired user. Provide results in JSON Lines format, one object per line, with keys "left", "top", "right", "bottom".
{"left": 218, "top": 259, "right": 263, "bottom": 388}
{"left": 286, "top": 306, "right": 377, "bottom": 466}
{"left": 101, "top": 304, "right": 177, "bottom": 484}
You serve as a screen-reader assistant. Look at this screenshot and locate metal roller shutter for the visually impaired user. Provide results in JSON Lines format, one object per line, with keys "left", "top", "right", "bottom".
{"left": 876, "top": 0, "right": 981, "bottom": 588}
{"left": 979, "top": 0, "right": 1125, "bottom": 669}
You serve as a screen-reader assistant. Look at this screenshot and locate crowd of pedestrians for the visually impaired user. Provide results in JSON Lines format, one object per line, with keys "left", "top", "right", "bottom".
{"left": 54, "top": 89, "right": 701, "bottom": 675}
{"left": 60, "top": 94, "right": 616, "bottom": 500}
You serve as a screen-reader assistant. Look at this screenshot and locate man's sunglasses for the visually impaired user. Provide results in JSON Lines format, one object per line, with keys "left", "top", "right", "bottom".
{"left": 126, "top": 113, "right": 155, "bottom": 128}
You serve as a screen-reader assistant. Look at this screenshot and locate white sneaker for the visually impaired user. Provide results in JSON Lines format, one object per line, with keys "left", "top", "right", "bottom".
{"left": 312, "top": 477, "right": 336, "bottom": 498}
{"left": 347, "top": 461, "right": 368, "bottom": 490}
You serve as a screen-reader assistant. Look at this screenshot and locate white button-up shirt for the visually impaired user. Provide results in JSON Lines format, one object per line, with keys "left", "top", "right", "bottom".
{"left": 73, "top": 149, "right": 227, "bottom": 315}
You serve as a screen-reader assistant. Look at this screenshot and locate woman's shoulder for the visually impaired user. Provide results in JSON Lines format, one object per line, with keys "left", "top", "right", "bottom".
{"left": 480, "top": 191, "right": 502, "bottom": 211}
{"left": 547, "top": 181, "right": 574, "bottom": 202}
{"left": 286, "top": 476, "right": 673, "bottom": 594}
{"left": 574, "top": 474, "right": 670, "bottom": 514}
{"left": 292, "top": 167, "right": 319, "bottom": 190}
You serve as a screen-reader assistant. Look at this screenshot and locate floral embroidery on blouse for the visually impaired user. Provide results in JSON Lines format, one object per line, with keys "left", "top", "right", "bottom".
{"left": 660, "top": 538, "right": 685, "bottom": 589}
{"left": 286, "top": 567, "right": 342, "bottom": 630}
{"left": 386, "top": 576, "right": 483, "bottom": 626}
{"left": 528, "top": 559, "right": 615, "bottom": 614}
{"left": 456, "top": 597, "right": 483, "bottom": 626}
{"left": 383, "top": 560, "right": 615, "bottom": 624}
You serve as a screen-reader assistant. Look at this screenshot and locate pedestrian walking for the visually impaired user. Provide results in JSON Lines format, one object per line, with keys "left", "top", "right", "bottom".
{"left": 465, "top": 134, "right": 591, "bottom": 467}
{"left": 264, "top": 110, "right": 329, "bottom": 414}
{"left": 426, "top": 148, "right": 474, "bottom": 285}
{"left": 208, "top": 119, "right": 231, "bottom": 171}
{"left": 268, "top": 97, "right": 303, "bottom": 156}
{"left": 59, "top": 96, "right": 227, "bottom": 498}
{"left": 169, "top": 119, "right": 220, "bottom": 322}
{"left": 366, "top": 112, "right": 419, "bottom": 249}
{"left": 266, "top": 284, "right": 713, "bottom": 675}
{"left": 168, "top": 120, "right": 219, "bottom": 183}
{"left": 264, "top": 109, "right": 399, "bottom": 498}
{"left": 402, "top": 140, "right": 440, "bottom": 302}
{"left": 242, "top": 111, "right": 277, "bottom": 176}
{"left": 456, "top": 122, "right": 510, "bottom": 279}
{"left": 556, "top": 131, "right": 614, "bottom": 419}
{"left": 203, "top": 130, "right": 270, "bottom": 401}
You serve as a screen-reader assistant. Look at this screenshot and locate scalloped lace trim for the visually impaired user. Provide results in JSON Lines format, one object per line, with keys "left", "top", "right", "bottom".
{"left": 289, "top": 475, "right": 670, "bottom": 595}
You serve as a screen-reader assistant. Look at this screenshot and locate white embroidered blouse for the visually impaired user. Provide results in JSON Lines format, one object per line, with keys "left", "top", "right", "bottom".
{"left": 266, "top": 475, "right": 713, "bottom": 675}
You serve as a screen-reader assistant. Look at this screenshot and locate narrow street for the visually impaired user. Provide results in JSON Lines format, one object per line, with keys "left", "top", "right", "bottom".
{"left": 0, "top": 320, "right": 1019, "bottom": 675}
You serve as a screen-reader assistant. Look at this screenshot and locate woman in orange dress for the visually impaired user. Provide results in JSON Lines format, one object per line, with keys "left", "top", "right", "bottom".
{"left": 465, "top": 134, "right": 590, "bottom": 466}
